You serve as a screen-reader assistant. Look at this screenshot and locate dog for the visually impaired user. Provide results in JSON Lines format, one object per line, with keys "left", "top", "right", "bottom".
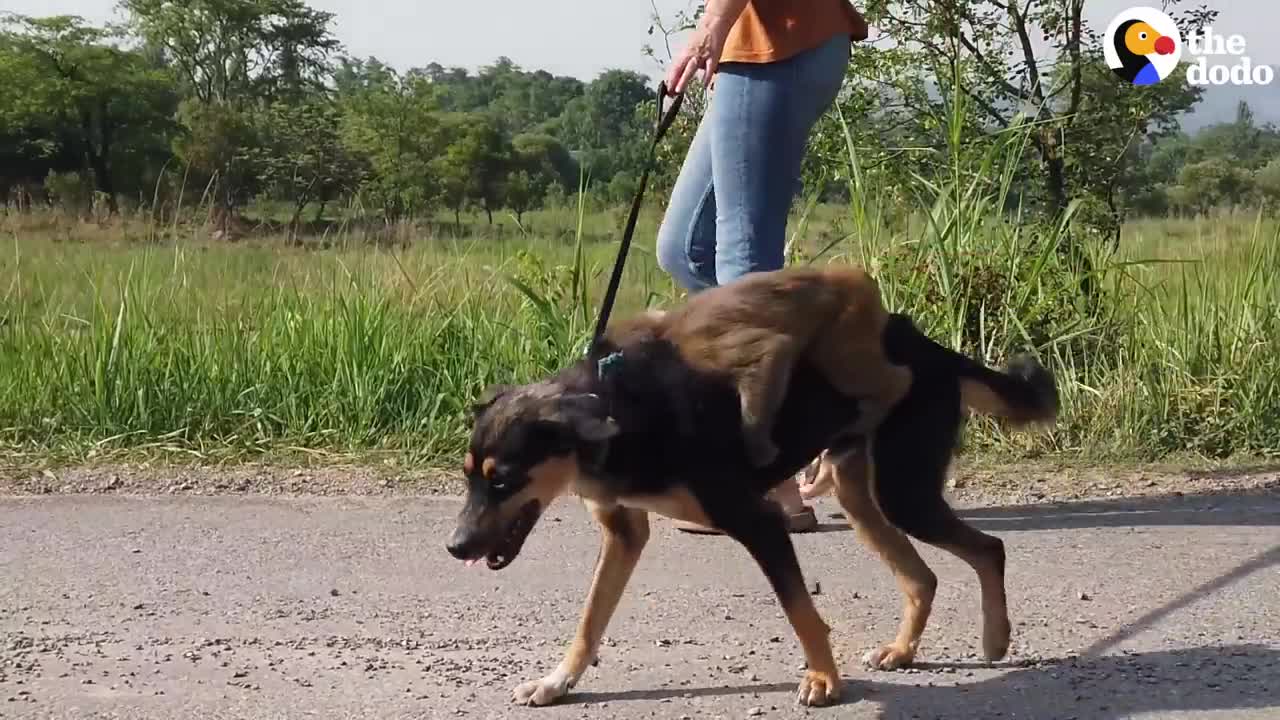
{"left": 607, "top": 266, "right": 911, "bottom": 468}
{"left": 446, "top": 270, "right": 1058, "bottom": 708}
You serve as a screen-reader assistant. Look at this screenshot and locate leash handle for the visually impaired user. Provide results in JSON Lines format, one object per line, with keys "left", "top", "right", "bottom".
{"left": 588, "top": 81, "right": 685, "bottom": 355}
{"left": 653, "top": 80, "right": 685, "bottom": 140}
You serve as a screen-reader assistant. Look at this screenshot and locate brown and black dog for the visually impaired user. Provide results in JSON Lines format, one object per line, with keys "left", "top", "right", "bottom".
{"left": 446, "top": 266, "right": 1058, "bottom": 708}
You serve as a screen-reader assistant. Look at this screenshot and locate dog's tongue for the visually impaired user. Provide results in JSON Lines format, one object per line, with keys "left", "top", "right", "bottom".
{"left": 465, "top": 559, "right": 479, "bottom": 567}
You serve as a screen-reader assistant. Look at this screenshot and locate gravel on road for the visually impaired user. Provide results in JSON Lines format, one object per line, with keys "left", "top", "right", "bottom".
{"left": 1, "top": 465, "right": 1278, "bottom": 719}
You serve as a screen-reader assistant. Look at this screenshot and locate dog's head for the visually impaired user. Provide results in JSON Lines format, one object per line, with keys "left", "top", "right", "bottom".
{"left": 445, "top": 380, "right": 619, "bottom": 570}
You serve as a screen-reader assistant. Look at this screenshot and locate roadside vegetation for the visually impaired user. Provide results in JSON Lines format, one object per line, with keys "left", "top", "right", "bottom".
{"left": 2, "top": 1, "right": 1278, "bottom": 467}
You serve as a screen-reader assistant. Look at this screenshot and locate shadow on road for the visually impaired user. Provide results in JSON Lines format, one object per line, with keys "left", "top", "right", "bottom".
{"left": 566, "top": 643, "right": 1277, "bottom": 718}
{"left": 564, "top": 681, "right": 797, "bottom": 705}
{"left": 862, "top": 642, "right": 1277, "bottom": 719}
{"left": 581, "top": 493, "right": 1280, "bottom": 716}
{"left": 1081, "top": 544, "right": 1280, "bottom": 658}
{"left": 812, "top": 487, "right": 1280, "bottom": 534}
{"left": 959, "top": 487, "right": 1280, "bottom": 532}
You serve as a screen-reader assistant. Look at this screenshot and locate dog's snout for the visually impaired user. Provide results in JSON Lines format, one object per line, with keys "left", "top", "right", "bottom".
{"left": 446, "top": 526, "right": 480, "bottom": 560}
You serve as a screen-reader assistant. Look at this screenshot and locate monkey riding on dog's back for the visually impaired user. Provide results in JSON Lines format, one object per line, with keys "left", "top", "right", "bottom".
{"left": 615, "top": 266, "right": 912, "bottom": 468}
{"left": 446, "top": 264, "right": 1058, "bottom": 708}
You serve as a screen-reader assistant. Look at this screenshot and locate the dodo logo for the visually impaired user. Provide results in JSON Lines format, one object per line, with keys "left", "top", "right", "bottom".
{"left": 1105, "top": 7, "right": 1182, "bottom": 86}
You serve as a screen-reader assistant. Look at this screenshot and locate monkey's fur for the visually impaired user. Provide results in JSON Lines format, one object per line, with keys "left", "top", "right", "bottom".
{"left": 611, "top": 266, "right": 913, "bottom": 466}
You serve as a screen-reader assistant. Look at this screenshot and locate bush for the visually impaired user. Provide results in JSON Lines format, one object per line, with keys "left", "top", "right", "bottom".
{"left": 44, "top": 171, "right": 94, "bottom": 216}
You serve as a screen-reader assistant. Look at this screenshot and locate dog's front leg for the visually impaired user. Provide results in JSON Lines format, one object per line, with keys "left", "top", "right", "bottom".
{"left": 512, "top": 503, "right": 649, "bottom": 706}
{"left": 704, "top": 496, "right": 842, "bottom": 707}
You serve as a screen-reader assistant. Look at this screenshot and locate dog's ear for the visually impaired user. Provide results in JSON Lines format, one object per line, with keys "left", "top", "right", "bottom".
{"left": 471, "top": 383, "right": 513, "bottom": 418}
{"left": 551, "top": 393, "right": 619, "bottom": 445}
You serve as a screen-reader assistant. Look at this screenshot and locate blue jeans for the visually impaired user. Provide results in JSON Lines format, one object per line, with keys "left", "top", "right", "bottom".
{"left": 656, "top": 33, "right": 850, "bottom": 292}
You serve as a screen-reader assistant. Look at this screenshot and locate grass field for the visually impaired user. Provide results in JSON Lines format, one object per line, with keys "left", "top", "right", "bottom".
{"left": 2, "top": 191, "right": 1278, "bottom": 468}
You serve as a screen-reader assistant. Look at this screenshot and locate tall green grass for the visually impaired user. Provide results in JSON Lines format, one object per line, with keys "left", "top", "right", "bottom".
{"left": 2, "top": 98, "right": 1278, "bottom": 464}
{"left": 822, "top": 91, "right": 1280, "bottom": 459}
{"left": 0, "top": 225, "right": 674, "bottom": 461}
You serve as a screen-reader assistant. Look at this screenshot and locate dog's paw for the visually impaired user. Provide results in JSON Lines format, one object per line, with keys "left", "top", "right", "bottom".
{"left": 863, "top": 644, "right": 915, "bottom": 671}
{"left": 983, "top": 615, "right": 1012, "bottom": 662}
{"left": 796, "top": 669, "right": 841, "bottom": 706}
{"left": 512, "top": 673, "right": 571, "bottom": 707}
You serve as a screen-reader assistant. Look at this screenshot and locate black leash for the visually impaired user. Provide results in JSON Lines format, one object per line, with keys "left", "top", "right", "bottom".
{"left": 587, "top": 81, "right": 685, "bottom": 357}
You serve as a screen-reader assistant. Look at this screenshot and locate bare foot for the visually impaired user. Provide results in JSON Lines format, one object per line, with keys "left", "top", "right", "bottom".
{"left": 798, "top": 454, "right": 833, "bottom": 499}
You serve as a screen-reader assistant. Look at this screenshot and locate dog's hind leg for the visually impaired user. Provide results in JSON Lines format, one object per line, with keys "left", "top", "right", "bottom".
{"left": 887, "top": 498, "right": 1010, "bottom": 662}
{"left": 871, "top": 390, "right": 1012, "bottom": 662}
{"left": 901, "top": 503, "right": 1010, "bottom": 662}
{"left": 826, "top": 437, "right": 938, "bottom": 670}
{"left": 512, "top": 504, "right": 649, "bottom": 706}
{"left": 701, "top": 494, "right": 842, "bottom": 706}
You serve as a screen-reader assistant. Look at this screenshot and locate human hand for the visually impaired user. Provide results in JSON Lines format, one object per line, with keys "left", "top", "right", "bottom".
{"left": 849, "top": 5, "right": 869, "bottom": 42}
{"left": 665, "top": 11, "right": 736, "bottom": 94}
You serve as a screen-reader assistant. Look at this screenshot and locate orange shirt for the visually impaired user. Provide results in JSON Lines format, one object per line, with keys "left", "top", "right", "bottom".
{"left": 721, "top": 0, "right": 868, "bottom": 64}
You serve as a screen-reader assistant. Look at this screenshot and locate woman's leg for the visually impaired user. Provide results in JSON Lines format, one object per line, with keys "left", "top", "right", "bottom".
{"left": 656, "top": 112, "right": 719, "bottom": 293}
{"left": 656, "top": 112, "right": 817, "bottom": 533}
{"left": 657, "top": 35, "right": 852, "bottom": 291}
{"left": 707, "top": 36, "right": 851, "bottom": 526}
{"left": 706, "top": 34, "right": 851, "bottom": 286}
{"left": 660, "top": 35, "right": 850, "bottom": 533}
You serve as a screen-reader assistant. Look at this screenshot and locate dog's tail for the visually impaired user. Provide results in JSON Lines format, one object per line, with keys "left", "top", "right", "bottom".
{"left": 885, "top": 313, "right": 1059, "bottom": 427}
{"left": 958, "top": 352, "right": 1059, "bottom": 425}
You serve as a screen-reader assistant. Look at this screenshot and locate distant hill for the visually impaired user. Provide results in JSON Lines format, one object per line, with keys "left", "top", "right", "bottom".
{"left": 1182, "top": 83, "right": 1280, "bottom": 131}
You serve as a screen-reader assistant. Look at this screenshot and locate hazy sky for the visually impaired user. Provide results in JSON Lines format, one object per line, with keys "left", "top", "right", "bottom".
{"left": 4, "top": 0, "right": 1276, "bottom": 80}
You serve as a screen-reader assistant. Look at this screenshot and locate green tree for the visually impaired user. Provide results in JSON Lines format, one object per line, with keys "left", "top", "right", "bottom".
{"left": 1123, "top": 109, "right": 1280, "bottom": 217}
{"left": 1192, "top": 102, "right": 1280, "bottom": 170}
{"left": 121, "top": 0, "right": 340, "bottom": 106}
{"left": 504, "top": 133, "right": 575, "bottom": 223}
{"left": 818, "top": 0, "right": 1217, "bottom": 236}
{"left": 173, "top": 99, "right": 263, "bottom": 219}
{"left": 551, "top": 69, "right": 651, "bottom": 184}
{"left": 121, "top": 0, "right": 341, "bottom": 220}
{"left": 1176, "top": 158, "right": 1255, "bottom": 213}
{"left": 1062, "top": 58, "right": 1204, "bottom": 242}
{"left": 1255, "top": 158, "right": 1280, "bottom": 210}
{"left": 0, "top": 124, "right": 73, "bottom": 208}
{"left": 425, "top": 57, "right": 587, "bottom": 137}
{"left": 1144, "top": 133, "right": 1195, "bottom": 186}
{"left": 337, "top": 60, "right": 442, "bottom": 221}
{"left": 1164, "top": 183, "right": 1196, "bottom": 217}
{"left": 433, "top": 112, "right": 512, "bottom": 228}
{"left": 0, "top": 14, "right": 178, "bottom": 213}
{"left": 249, "top": 99, "right": 361, "bottom": 235}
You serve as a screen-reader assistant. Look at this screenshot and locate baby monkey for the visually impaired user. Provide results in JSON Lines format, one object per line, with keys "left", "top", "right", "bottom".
{"left": 608, "top": 265, "right": 912, "bottom": 467}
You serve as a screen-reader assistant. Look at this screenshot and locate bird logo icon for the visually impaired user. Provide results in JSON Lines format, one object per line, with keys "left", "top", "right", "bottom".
{"left": 1105, "top": 8, "right": 1183, "bottom": 86}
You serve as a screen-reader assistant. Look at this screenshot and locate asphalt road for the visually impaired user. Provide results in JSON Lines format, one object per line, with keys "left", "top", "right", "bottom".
{"left": 2, "top": 488, "right": 1278, "bottom": 719}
